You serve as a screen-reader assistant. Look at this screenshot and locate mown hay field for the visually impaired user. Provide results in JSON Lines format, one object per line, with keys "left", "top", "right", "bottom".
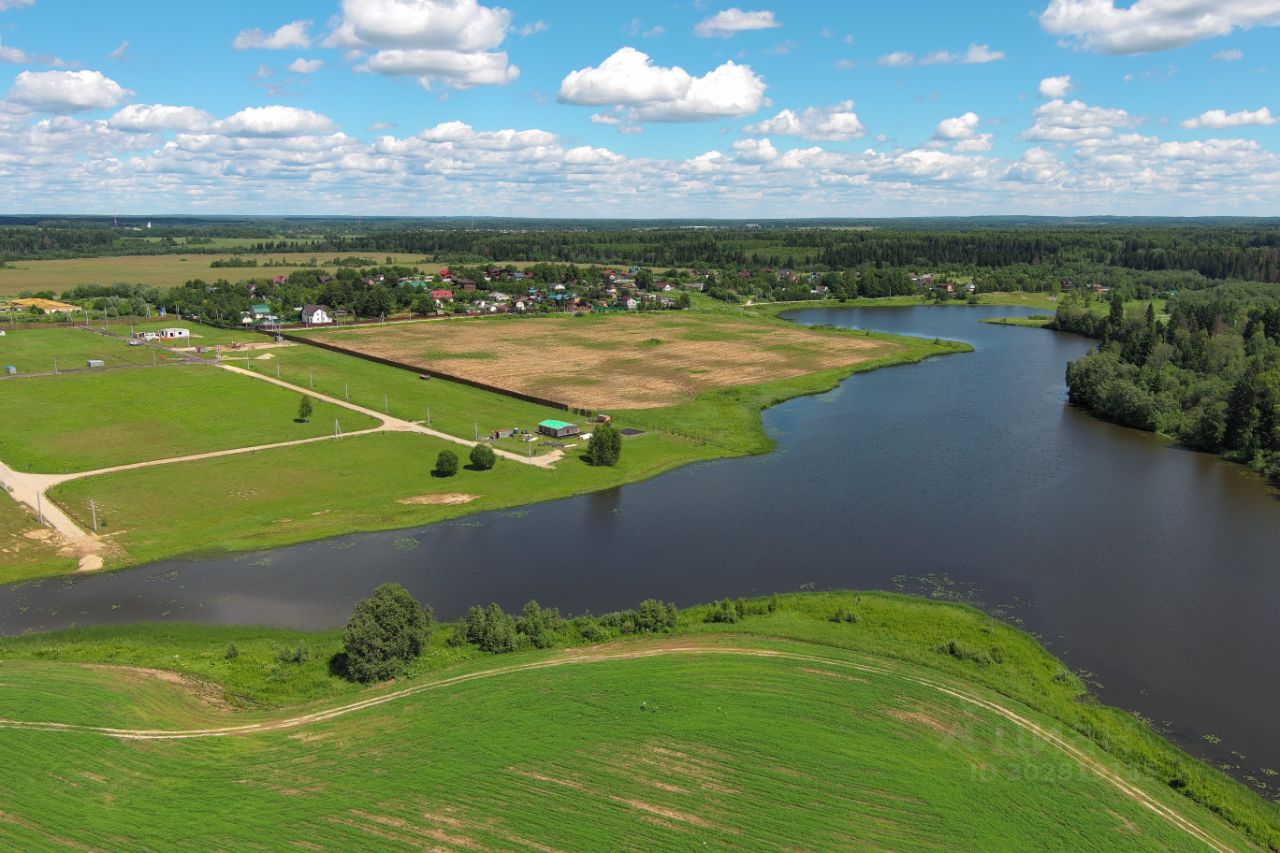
{"left": 308, "top": 312, "right": 900, "bottom": 409}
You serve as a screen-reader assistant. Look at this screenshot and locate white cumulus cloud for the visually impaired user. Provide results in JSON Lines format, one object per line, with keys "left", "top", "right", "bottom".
{"left": 693, "top": 8, "right": 781, "bottom": 38}
{"left": 217, "top": 105, "right": 335, "bottom": 137}
{"left": 1038, "top": 74, "right": 1073, "bottom": 98}
{"left": 743, "top": 100, "right": 864, "bottom": 141}
{"left": 7, "top": 70, "right": 130, "bottom": 112}
{"left": 232, "top": 20, "right": 312, "bottom": 50}
{"left": 327, "top": 0, "right": 517, "bottom": 88}
{"left": 558, "top": 47, "right": 767, "bottom": 122}
{"left": 1039, "top": 0, "right": 1280, "bottom": 54}
{"left": 1020, "top": 98, "right": 1142, "bottom": 142}
{"left": 1181, "top": 106, "right": 1277, "bottom": 129}
{"left": 109, "top": 104, "right": 214, "bottom": 132}
{"left": 932, "top": 112, "right": 994, "bottom": 151}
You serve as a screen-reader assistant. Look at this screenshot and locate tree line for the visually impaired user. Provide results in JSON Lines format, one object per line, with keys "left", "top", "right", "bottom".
{"left": 1060, "top": 285, "right": 1280, "bottom": 482}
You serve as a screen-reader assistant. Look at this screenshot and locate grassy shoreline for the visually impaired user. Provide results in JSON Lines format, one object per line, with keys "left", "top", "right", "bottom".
{"left": 38, "top": 326, "right": 964, "bottom": 575}
{"left": 2, "top": 590, "right": 1275, "bottom": 848}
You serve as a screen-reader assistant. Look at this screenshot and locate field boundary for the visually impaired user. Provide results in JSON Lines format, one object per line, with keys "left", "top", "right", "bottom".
{"left": 272, "top": 329, "right": 578, "bottom": 413}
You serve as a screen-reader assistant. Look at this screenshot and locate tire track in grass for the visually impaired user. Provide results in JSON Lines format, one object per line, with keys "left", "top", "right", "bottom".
{"left": 0, "top": 641, "right": 1237, "bottom": 852}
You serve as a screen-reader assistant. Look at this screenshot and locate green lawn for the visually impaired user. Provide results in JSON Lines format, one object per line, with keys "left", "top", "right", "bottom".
{"left": 0, "top": 326, "right": 182, "bottom": 373}
{"left": 48, "top": 429, "right": 710, "bottom": 568}
{"left": 228, "top": 342, "right": 569, "bottom": 456}
{"left": 0, "top": 592, "right": 1266, "bottom": 851}
{"left": 0, "top": 489, "right": 77, "bottom": 582}
{"left": 0, "top": 365, "right": 379, "bottom": 474}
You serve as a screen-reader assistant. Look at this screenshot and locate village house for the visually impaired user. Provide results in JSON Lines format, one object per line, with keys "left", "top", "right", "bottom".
{"left": 300, "top": 304, "right": 333, "bottom": 326}
{"left": 537, "top": 419, "right": 580, "bottom": 438}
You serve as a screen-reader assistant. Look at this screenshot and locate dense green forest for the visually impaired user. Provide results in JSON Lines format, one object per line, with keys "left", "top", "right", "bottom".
{"left": 1059, "top": 285, "right": 1280, "bottom": 482}
{"left": 2, "top": 218, "right": 1280, "bottom": 283}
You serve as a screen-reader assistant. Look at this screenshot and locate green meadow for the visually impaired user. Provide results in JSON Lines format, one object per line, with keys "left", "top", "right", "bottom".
{"left": 0, "top": 592, "right": 1270, "bottom": 850}
{"left": 0, "top": 365, "right": 378, "bottom": 474}
{"left": 48, "top": 429, "right": 708, "bottom": 567}
{"left": 0, "top": 326, "right": 181, "bottom": 373}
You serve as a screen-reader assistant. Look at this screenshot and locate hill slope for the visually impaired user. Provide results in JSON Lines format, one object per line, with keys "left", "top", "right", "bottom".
{"left": 0, "top": 631, "right": 1256, "bottom": 851}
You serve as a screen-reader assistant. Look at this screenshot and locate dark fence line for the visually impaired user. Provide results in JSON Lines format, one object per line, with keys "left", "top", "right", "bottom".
{"left": 272, "top": 330, "right": 577, "bottom": 413}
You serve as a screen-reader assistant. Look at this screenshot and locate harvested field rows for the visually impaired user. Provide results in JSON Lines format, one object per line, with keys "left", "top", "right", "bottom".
{"left": 311, "top": 314, "right": 898, "bottom": 409}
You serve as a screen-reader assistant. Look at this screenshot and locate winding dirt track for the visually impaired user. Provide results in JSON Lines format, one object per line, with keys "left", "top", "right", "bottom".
{"left": 0, "top": 641, "right": 1236, "bottom": 852}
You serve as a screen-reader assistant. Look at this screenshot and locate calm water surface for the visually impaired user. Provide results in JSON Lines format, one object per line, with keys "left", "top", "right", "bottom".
{"left": 3, "top": 305, "right": 1278, "bottom": 776}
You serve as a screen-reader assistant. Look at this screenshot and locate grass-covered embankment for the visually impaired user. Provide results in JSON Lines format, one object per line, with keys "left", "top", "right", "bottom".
{"left": 0, "top": 591, "right": 1273, "bottom": 850}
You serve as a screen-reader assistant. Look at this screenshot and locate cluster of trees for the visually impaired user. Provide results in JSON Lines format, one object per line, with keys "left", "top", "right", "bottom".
{"left": 432, "top": 444, "right": 497, "bottom": 477}
{"left": 587, "top": 422, "right": 622, "bottom": 466}
{"left": 1062, "top": 286, "right": 1280, "bottom": 480}
{"left": 339, "top": 584, "right": 682, "bottom": 680}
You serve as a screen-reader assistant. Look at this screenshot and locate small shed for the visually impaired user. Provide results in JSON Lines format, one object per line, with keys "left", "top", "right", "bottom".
{"left": 537, "top": 419, "right": 580, "bottom": 438}
{"left": 4, "top": 365, "right": 15, "bottom": 375}
{"left": 86, "top": 359, "right": 105, "bottom": 368}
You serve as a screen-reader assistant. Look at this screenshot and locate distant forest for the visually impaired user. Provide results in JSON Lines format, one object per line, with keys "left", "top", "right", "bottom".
{"left": 2, "top": 217, "right": 1280, "bottom": 283}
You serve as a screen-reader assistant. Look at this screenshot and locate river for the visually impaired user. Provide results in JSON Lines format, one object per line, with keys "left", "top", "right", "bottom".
{"left": 2, "top": 305, "right": 1277, "bottom": 779}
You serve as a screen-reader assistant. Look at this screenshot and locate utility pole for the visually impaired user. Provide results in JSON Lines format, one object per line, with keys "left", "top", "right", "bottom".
{"left": 90, "top": 499, "right": 98, "bottom": 533}
{"left": 36, "top": 493, "right": 43, "bottom": 525}
{"left": 345, "top": 383, "right": 349, "bottom": 401}
{"left": 384, "top": 392, "right": 389, "bottom": 414}
{"left": 426, "top": 405, "right": 431, "bottom": 428}
{"left": 474, "top": 419, "right": 479, "bottom": 441}
{"left": 334, "top": 418, "right": 342, "bottom": 436}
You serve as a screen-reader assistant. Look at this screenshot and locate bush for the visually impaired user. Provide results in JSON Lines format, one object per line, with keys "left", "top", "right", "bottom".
{"left": 830, "top": 607, "right": 859, "bottom": 624}
{"left": 276, "top": 644, "right": 311, "bottom": 664}
{"left": 937, "top": 639, "right": 994, "bottom": 667}
{"left": 469, "top": 443, "right": 497, "bottom": 470}
{"left": 705, "top": 598, "right": 739, "bottom": 624}
{"left": 433, "top": 449, "right": 459, "bottom": 477}
{"left": 223, "top": 642, "right": 240, "bottom": 660}
{"left": 587, "top": 422, "right": 622, "bottom": 467}
{"left": 342, "top": 583, "right": 434, "bottom": 682}
{"left": 461, "top": 602, "right": 519, "bottom": 653}
{"left": 516, "top": 600, "right": 563, "bottom": 648}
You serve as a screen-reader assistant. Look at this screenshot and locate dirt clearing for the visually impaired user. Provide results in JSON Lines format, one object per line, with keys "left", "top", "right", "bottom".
{"left": 396, "top": 493, "right": 479, "bottom": 506}
{"left": 309, "top": 313, "right": 897, "bottom": 409}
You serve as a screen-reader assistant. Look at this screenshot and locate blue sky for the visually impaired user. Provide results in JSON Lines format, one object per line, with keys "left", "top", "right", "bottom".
{"left": 1, "top": 0, "right": 1279, "bottom": 215}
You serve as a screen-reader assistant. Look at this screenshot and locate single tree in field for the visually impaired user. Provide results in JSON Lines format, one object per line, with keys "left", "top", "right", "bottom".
{"left": 434, "top": 449, "right": 459, "bottom": 477}
{"left": 587, "top": 422, "right": 622, "bottom": 466}
{"left": 342, "top": 583, "right": 434, "bottom": 682}
{"left": 298, "top": 394, "right": 313, "bottom": 423}
{"left": 469, "top": 443, "right": 496, "bottom": 470}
